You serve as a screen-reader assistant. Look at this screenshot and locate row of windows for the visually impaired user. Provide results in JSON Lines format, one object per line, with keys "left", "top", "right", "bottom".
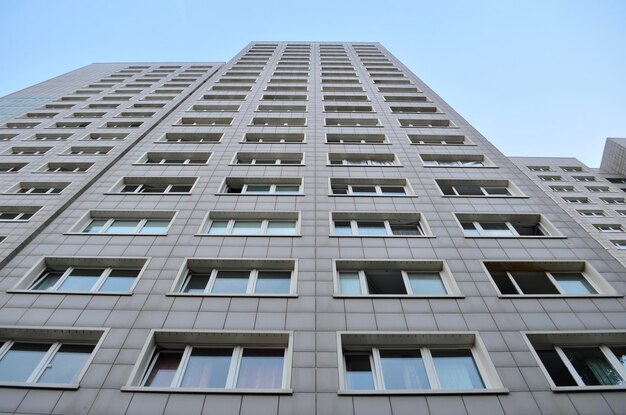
{"left": 2, "top": 328, "right": 625, "bottom": 393}
{"left": 1, "top": 121, "right": 144, "bottom": 129}
{"left": 11, "top": 257, "right": 615, "bottom": 298}
{"left": 173, "top": 116, "right": 451, "bottom": 128}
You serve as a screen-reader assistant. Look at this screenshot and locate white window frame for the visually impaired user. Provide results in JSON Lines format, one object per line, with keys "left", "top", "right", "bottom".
{"left": 442, "top": 184, "right": 510, "bottom": 196}
{"left": 601, "top": 198, "right": 626, "bottom": 205}
{"left": 578, "top": 210, "right": 605, "bottom": 217}
{"left": 564, "top": 197, "right": 588, "bottom": 204}
{"left": 17, "top": 186, "right": 62, "bottom": 194}
{"left": 205, "top": 218, "right": 298, "bottom": 236}
{"left": 0, "top": 211, "right": 34, "bottom": 221}
{"left": 181, "top": 268, "right": 294, "bottom": 295}
{"left": 28, "top": 266, "right": 138, "bottom": 293}
{"left": 595, "top": 224, "right": 624, "bottom": 233}
{"left": 82, "top": 217, "right": 172, "bottom": 235}
{"left": 461, "top": 221, "right": 520, "bottom": 237}
{"left": 240, "top": 183, "right": 301, "bottom": 194}
{"left": 331, "top": 184, "right": 407, "bottom": 196}
{"left": 121, "top": 183, "right": 192, "bottom": 194}
{"left": 337, "top": 269, "right": 451, "bottom": 296}
{"left": 332, "top": 220, "right": 424, "bottom": 237}
{"left": 492, "top": 270, "right": 599, "bottom": 296}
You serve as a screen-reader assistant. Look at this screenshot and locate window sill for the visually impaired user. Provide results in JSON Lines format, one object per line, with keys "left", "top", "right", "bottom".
{"left": 463, "top": 236, "right": 566, "bottom": 239}
{"left": 153, "top": 141, "right": 223, "bottom": 144}
{"left": 324, "top": 125, "right": 384, "bottom": 128}
{"left": 167, "top": 293, "right": 298, "bottom": 298}
{"left": 248, "top": 125, "right": 308, "bottom": 128}
{"left": 423, "top": 165, "right": 498, "bottom": 169}
{"left": 131, "top": 163, "right": 209, "bottom": 166}
{"left": 498, "top": 294, "right": 622, "bottom": 299}
{"left": 337, "top": 388, "right": 508, "bottom": 396}
{"left": 325, "top": 142, "right": 391, "bottom": 145}
{"left": 329, "top": 194, "right": 418, "bottom": 198}
{"left": 103, "top": 192, "right": 192, "bottom": 196}
{"left": 215, "top": 193, "right": 304, "bottom": 197}
{"left": 552, "top": 385, "right": 626, "bottom": 393}
{"left": 227, "top": 164, "right": 305, "bottom": 167}
{"left": 121, "top": 386, "right": 293, "bottom": 395}
{"left": 326, "top": 164, "right": 403, "bottom": 168}
{"left": 334, "top": 294, "right": 463, "bottom": 299}
{"left": 195, "top": 233, "right": 301, "bottom": 238}
{"left": 7, "top": 289, "right": 133, "bottom": 296}
{"left": 330, "top": 235, "right": 435, "bottom": 238}
{"left": 64, "top": 232, "right": 168, "bottom": 237}
{"left": 238, "top": 141, "right": 307, "bottom": 145}
{"left": 441, "top": 195, "right": 528, "bottom": 199}
{"left": 0, "top": 382, "right": 79, "bottom": 390}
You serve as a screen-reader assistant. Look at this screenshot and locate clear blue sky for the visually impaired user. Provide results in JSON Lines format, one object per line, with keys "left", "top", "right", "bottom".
{"left": 1, "top": 0, "right": 624, "bottom": 166}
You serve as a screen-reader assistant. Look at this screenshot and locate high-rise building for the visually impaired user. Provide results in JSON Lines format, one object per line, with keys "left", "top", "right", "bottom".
{"left": 0, "top": 42, "right": 624, "bottom": 415}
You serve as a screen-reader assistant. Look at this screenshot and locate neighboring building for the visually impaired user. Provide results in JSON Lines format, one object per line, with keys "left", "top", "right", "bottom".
{"left": 601, "top": 138, "right": 626, "bottom": 176}
{"left": 0, "top": 42, "right": 624, "bottom": 415}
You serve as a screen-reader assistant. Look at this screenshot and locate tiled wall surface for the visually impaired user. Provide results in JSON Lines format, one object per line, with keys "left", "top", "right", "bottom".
{"left": 0, "top": 42, "right": 624, "bottom": 415}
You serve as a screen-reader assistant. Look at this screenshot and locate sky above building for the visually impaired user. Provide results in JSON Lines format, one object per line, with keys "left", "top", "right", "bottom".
{"left": 1, "top": 0, "right": 624, "bottom": 166}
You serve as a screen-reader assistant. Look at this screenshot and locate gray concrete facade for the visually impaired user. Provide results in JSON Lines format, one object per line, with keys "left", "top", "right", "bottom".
{"left": 0, "top": 42, "right": 625, "bottom": 415}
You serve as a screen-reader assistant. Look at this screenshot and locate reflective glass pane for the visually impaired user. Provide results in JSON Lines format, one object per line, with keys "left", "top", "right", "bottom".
{"left": 170, "top": 185, "right": 192, "bottom": 193}
{"left": 552, "top": 273, "right": 596, "bottom": 295}
{"left": 106, "top": 219, "right": 141, "bottom": 233}
{"left": 0, "top": 343, "right": 49, "bottom": 382}
{"left": 390, "top": 223, "right": 423, "bottom": 236}
{"left": 431, "top": 349, "right": 485, "bottom": 389}
{"left": 339, "top": 272, "right": 362, "bottom": 294}
{"left": 211, "top": 271, "right": 249, "bottom": 293}
{"left": 351, "top": 186, "right": 377, "bottom": 195}
{"left": 0, "top": 213, "right": 19, "bottom": 220}
{"left": 479, "top": 222, "right": 515, "bottom": 236}
{"left": 407, "top": 272, "right": 447, "bottom": 295}
{"left": 245, "top": 185, "right": 271, "bottom": 194}
{"left": 236, "top": 349, "right": 284, "bottom": 389}
{"left": 57, "top": 268, "right": 103, "bottom": 291}
{"left": 139, "top": 220, "right": 170, "bottom": 234}
{"left": 563, "top": 347, "right": 625, "bottom": 386}
{"left": 232, "top": 221, "right": 263, "bottom": 235}
{"left": 267, "top": 221, "right": 296, "bottom": 235}
{"left": 483, "top": 187, "right": 510, "bottom": 195}
{"left": 274, "top": 185, "right": 300, "bottom": 194}
{"left": 32, "top": 270, "right": 64, "bottom": 290}
{"left": 461, "top": 222, "right": 480, "bottom": 236}
{"left": 207, "top": 220, "right": 228, "bottom": 234}
{"left": 334, "top": 221, "right": 353, "bottom": 236}
{"left": 140, "top": 184, "right": 168, "bottom": 193}
{"left": 83, "top": 219, "right": 107, "bottom": 233}
{"left": 182, "top": 273, "right": 211, "bottom": 294}
{"left": 380, "top": 186, "right": 406, "bottom": 195}
{"left": 98, "top": 269, "right": 139, "bottom": 292}
{"left": 143, "top": 350, "right": 183, "bottom": 387}
{"left": 357, "top": 222, "right": 388, "bottom": 236}
{"left": 344, "top": 353, "right": 374, "bottom": 389}
{"left": 255, "top": 271, "right": 291, "bottom": 294}
{"left": 380, "top": 349, "right": 430, "bottom": 390}
{"left": 181, "top": 348, "right": 232, "bottom": 388}
{"left": 38, "top": 344, "right": 93, "bottom": 384}
{"left": 610, "top": 346, "right": 626, "bottom": 371}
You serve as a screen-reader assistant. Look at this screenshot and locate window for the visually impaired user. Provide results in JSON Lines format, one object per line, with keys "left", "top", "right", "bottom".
{"left": 0, "top": 134, "right": 17, "bottom": 141}
{"left": 607, "top": 178, "right": 626, "bottom": 184}
{"left": 74, "top": 211, "right": 175, "bottom": 235}
{"left": 594, "top": 224, "right": 623, "bottom": 233}
{"left": 125, "top": 331, "right": 292, "bottom": 392}
{"left": 157, "top": 132, "right": 222, "bottom": 144}
{"left": 338, "top": 332, "right": 503, "bottom": 393}
{"left": 324, "top": 105, "right": 372, "bottom": 113}
{"left": 407, "top": 134, "right": 470, "bottom": 146}
{"left": 549, "top": 186, "right": 575, "bottom": 192}
{"left": 578, "top": 210, "right": 606, "bottom": 217}
{"left": 177, "top": 117, "right": 233, "bottom": 126}
{"left": 112, "top": 177, "right": 197, "bottom": 194}
{"left": 103, "top": 121, "right": 142, "bottom": 128}
{"left": 483, "top": 261, "right": 616, "bottom": 297}
{"left": 528, "top": 166, "right": 551, "bottom": 172}
{"left": 201, "top": 211, "right": 299, "bottom": 236}
{"left": 233, "top": 152, "right": 303, "bottom": 165}
{"left": 189, "top": 104, "right": 240, "bottom": 112}
{"left": 384, "top": 95, "right": 428, "bottom": 103}
{"left": 330, "top": 178, "right": 412, "bottom": 196}
{"left": 456, "top": 213, "right": 560, "bottom": 237}
{"left": 202, "top": 94, "right": 247, "bottom": 101}
{"left": 334, "top": 260, "right": 459, "bottom": 297}
{"left": 611, "top": 240, "right": 626, "bottom": 249}
{"left": 601, "top": 198, "right": 625, "bottom": 205}
{"left": 172, "top": 258, "right": 296, "bottom": 296}
{"left": 561, "top": 166, "right": 583, "bottom": 172}
{"left": 420, "top": 154, "right": 492, "bottom": 167}
{"left": 0, "top": 206, "right": 40, "bottom": 221}
{"left": 52, "top": 122, "right": 90, "bottom": 129}
{"left": 436, "top": 179, "right": 522, "bottom": 197}
{"left": 84, "top": 133, "right": 128, "bottom": 141}
{"left": 563, "top": 197, "right": 589, "bottom": 204}
{"left": 399, "top": 119, "right": 453, "bottom": 128}
{"left": 138, "top": 152, "right": 211, "bottom": 165}
{"left": 65, "top": 146, "right": 111, "bottom": 155}
{"left": 0, "top": 327, "right": 104, "bottom": 388}
{"left": 587, "top": 186, "right": 611, "bottom": 193}
{"left": 2, "top": 122, "right": 40, "bottom": 129}
{"left": 525, "top": 332, "right": 626, "bottom": 391}
{"left": 325, "top": 118, "right": 380, "bottom": 127}
{"left": 327, "top": 152, "right": 399, "bottom": 166}
{"left": 0, "top": 163, "right": 27, "bottom": 172}
{"left": 390, "top": 105, "right": 438, "bottom": 113}
{"left": 573, "top": 176, "right": 596, "bottom": 182}
{"left": 12, "top": 182, "right": 69, "bottom": 194}
{"left": 262, "top": 94, "right": 307, "bottom": 101}
{"left": 539, "top": 176, "right": 562, "bottom": 182}
{"left": 41, "top": 162, "right": 93, "bottom": 173}
{"left": 326, "top": 133, "right": 387, "bottom": 144}
{"left": 241, "top": 133, "right": 305, "bottom": 143}
{"left": 7, "top": 147, "right": 51, "bottom": 155}
{"left": 256, "top": 105, "right": 306, "bottom": 113}
{"left": 323, "top": 95, "right": 369, "bottom": 102}
{"left": 30, "top": 133, "right": 71, "bottom": 141}
{"left": 331, "top": 212, "right": 428, "bottom": 237}
{"left": 221, "top": 178, "right": 302, "bottom": 195}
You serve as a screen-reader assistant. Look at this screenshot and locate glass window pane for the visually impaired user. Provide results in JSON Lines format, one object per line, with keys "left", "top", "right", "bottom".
{"left": 552, "top": 273, "right": 596, "bottom": 295}
{"left": 32, "top": 270, "right": 64, "bottom": 290}
{"left": 37, "top": 344, "right": 93, "bottom": 384}
{"left": 0, "top": 343, "right": 49, "bottom": 382}
{"left": 106, "top": 219, "right": 141, "bottom": 233}
{"left": 431, "top": 349, "right": 485, "bottom": 389}
{"left": 232, "top": 220, "right": 263, "bottom": 235}
{"left": 562, "top": 347, "right": 625, "bottom": 386}
{"left": 351, "top": 186, "right": 377, "bottom": 195}
{"left": 245, "top": 185, "right": 271, "bottom": 194}
{"left": 483, "top": 187, "right": 510, "bottom": 195}
{"left": 170, "top": 185, "right": 192, "bottom": 193}
{"left": 536, "top": 348, "right": 578, "bottom": 386}
{"left": 140, "top": 184, "right": 168, "bottom": 193}
{"left": 83, "top": 219, "right": 108, "bottom": 233}
{"left": 344, "top": 353, "right": 374, "bottom": 389}
{"left": 211, "top": 271, "right": 249, "bottom": 294}
{"left": 339, "top": 272, "right": 362, "bottom": 294}
{"left": 121, "top": 184, "right": 140, "bottom": 193}
{"left": 407, "top": 272, "right": 447, "bottom": 295}
{"left": 0, "top": 213, "right": 19, "bottom": 220}
{"left": 461, "top": 222, "right": 480, "bottom": 236}
{"left": 139, "top": 220, "right": 170, "bottom": 234}
{"left": 356, "top": 222, "right": 388, "bottom": 236}
{"left": 207, "top": 220, "right": 228, "bottom": 234}
{"left": 255, "top": 271, "right": 291, "bottom": 294}
{"left": 380, "top": 186, "right": 406, "bottom": 195}
{"left": 183, "top": 273, "right": 211, "bottom": 294}
{"left": 57, "top": 268, "right": 103, "bottom": 291}
{"left": 98, "top": 269, "right": 139, "bottom": 292}
{"left": 510, "top": 271, "right": 560, "bottom": 295}
{"left": 180, "top": 348, "right": 232, "bottom": 388}
{"left": 274, "top": 185, "right": 300, "bottom": 194}
{"left": 267, "top": 221, "right": 296, "bottom": 235}
{"left": 610, "top": 346, "right": 626, "bottom": 371}
{"left": 236, "top": 349, "right": 284, "bottom": 389}
{"left": 380, "top": 349, "right": 430, "bottom": 390}
{"left": 390, "top": 223, "right": 423, "bottom": 236}
{"left": 334, "top": 221, "right": 353, "bottom": 236}
{"left": 144, "top": 350, "right": 183, "bottom": 387}
{"left": 479, "top": 222, "right": 515, "bottom": 236}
